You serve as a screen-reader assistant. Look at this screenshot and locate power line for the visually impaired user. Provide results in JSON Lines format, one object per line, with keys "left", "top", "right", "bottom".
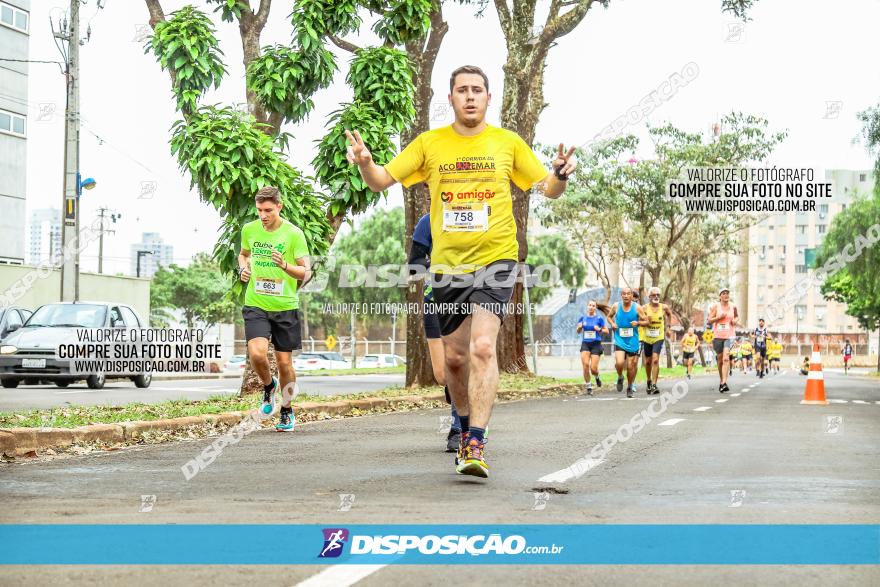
{"left": 0, "top": 58, "right": 65, "bottom": 64}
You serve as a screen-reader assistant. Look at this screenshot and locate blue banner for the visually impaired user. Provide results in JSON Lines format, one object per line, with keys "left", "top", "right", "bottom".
{"left": 0, "top": 525, "right": 877, "bottom": 565}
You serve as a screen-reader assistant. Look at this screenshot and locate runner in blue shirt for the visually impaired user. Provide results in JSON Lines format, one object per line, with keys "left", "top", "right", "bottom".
{"left": 577, "top": 300, "right": 609, "bottom": 396}
{"left": 409, "top": 213, "right": 461, "bottom": 452}
{"left": 607, "top": 287, "right": 648, "bottom": 398}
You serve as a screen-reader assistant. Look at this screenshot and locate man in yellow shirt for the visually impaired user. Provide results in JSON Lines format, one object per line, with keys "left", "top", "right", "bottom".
{"left": 740, "top": 339, "right": 754, "bottom": 373}
{"left": 681, "top": 326, "right": 699, "bottom": 380}
{"left": 345, "top": 65, "right": 576, "bottom": 479}
{"left": 640, "top": 286, "right": 673, "bottom": 395}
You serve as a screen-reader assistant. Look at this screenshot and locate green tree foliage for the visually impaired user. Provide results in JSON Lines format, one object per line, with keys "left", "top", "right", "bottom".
{"left": 525, "top": 234, "right": 587, "bottom": 306}
{"left": 538, "top": 112, "right": 786, "bottom": 325}
{"left": 817, "top": 191, "right": 880, "bottom": 368}
{"left": 308, "top": 208, "right": 407, "bottom": 327}
{"left": 150, "top": 253, "right": 238, "bottom": 328}
{"left": 145, "top": 6, "right": 226, "bottom": 114}
{"left": 144, "top": 1, "right": 429, "bottom": 298}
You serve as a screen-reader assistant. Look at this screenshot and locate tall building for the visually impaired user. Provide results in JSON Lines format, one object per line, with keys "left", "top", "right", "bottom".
{"left": 130, "top": 232, "right": 174, "bottom": 278}
{"left": 27, "top": 208, "right": 62, "bottom": 264}
{"left": 740, "top": 169, "right": 873, "bottom": 338}
{"left": 0, "top": 0, "right": 30, "bottom": 264}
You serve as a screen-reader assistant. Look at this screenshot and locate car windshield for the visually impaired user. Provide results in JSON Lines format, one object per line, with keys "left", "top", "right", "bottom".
{"left": 299, "top": 354, "right": 323, "bottom": 359}
{"left": 362, "top": 356, "right": 379, "bottom": 362}
{"left": 25, "top": 304, "right": 107, "bottom": 328}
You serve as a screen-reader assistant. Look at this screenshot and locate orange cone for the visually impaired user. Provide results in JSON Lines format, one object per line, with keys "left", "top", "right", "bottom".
{"left": 801, "top": 343, "right": 828, "bottom": 405}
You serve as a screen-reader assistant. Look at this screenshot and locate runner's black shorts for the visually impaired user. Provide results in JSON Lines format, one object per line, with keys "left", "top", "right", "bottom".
{"left": 242, "top": 306, "right": 302, "bottom": 353}
{"left": 423, "top": 302, "right": 441, "bottom": 340}
{"left": 431, "top": 260, "right": 517, "bottom": 336}
{"left": 683, "top": 351, "right": 695, "bottom": 360}
{"left": 580, "top": 340, "right": 603, "bottom": 355}
{"left": 642, "top": 340, "right": 664, "bottom": 357}
{"left": 614, "top": 344, "right": 640, "bottom": 358}
{"left": 755, "top": 344, "right": 767, "bottom": 358}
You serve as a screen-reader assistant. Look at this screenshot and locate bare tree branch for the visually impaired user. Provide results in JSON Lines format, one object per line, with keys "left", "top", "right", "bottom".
{"left": 144, "top": 0, "right": 166, "bottom": 28}
{"left": 255, "top": 0, "right": 272, "bottom": 28}
{"left": 328, "top": 34, "right": 362, "bottom": 54}
{"left": 494, "top": 0, "right": 512, "bottom": 37}
{"left": 544, "top": 0, "right": 595, "bottom": 41}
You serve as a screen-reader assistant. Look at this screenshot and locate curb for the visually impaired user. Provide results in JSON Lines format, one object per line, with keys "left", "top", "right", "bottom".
{"left": 0, "top": 386, "right": 578, "bottom": 458}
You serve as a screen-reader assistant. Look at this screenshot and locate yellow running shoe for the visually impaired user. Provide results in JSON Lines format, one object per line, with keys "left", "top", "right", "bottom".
{"left": 456, "top": 434, "right": 489, "bottom": 478}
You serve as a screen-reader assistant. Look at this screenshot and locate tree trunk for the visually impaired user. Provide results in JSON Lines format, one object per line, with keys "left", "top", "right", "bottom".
{"left": 495, "top": 38, "right": 550, "bottom": 373}
{"left": 402, "top": 5, "right": 448, "bottom": 387}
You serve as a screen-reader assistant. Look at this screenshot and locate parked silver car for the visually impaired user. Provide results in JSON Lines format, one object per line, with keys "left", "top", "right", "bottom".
{"left": 0, "top": 306, "right": 32, "bottom": 340}
{"left": 0, "top": 301, "right": 151, "bottom": 389}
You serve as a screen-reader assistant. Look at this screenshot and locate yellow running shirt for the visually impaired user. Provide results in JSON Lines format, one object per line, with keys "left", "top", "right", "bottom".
{"left": 639, "top": 304, "right": 666, "bottom": 343}
{"left": 385, "top": 125, "right": 548, "bottom": 273}
{"left": 682, "top": 333, "right": 698, "bottom": 353}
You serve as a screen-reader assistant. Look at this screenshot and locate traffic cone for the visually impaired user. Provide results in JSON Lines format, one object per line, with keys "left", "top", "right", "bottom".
{"left": 801, "top": 343, "right": 827, "bottom": 405}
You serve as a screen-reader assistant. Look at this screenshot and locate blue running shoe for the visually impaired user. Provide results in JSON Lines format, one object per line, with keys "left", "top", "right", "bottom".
{"left": 275, "top": 406, "right": 294, "bottom": 431}
{"left": 261, "top": 377, "right": 278, "bottom": 415}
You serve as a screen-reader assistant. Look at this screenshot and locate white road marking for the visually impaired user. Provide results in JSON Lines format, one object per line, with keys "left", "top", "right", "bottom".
{"left": 537, "top": 458, "right": 606, "bottom": 484}
{"left": 828, "top": 399, "right": 848, "bottom": 404}
{"left": 53, "top": 389, "right": 104, "bottom": 395}
{"left": 292, "top": 565, "right": 388, "bottom": 587}
{"left": 730, "top": 393, "right": 741, "bottom": 397}
{"left": 658, "top": 418, "right": 685, "bottom": 426}
{"left": 715, "top": 399, "right": 729, "bottom": 403}
{"left": 851, "top": 400, "right": 869, "bottom": 405}
{"left": 693, "top": 407, "right": 712, "bottom": 412}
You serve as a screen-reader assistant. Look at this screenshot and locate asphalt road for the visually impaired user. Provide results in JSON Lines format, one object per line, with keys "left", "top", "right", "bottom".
{"left": 0, "top": 369, "right": 878, "bottom": 585}
{"left": 0, "top": 374, "right": 406, "bottom": 412}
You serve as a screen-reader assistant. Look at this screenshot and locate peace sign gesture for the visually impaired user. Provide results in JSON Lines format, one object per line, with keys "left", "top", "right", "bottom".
{"left": 345, "top": 129, "right": 373, "bottom": 167}
{"left": 552, "top": 144, "right": 577, "bottom": 179}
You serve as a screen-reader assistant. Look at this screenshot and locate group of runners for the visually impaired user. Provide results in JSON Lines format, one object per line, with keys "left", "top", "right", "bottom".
{"left": 577, "top": 287, "right": 794, "bottom": 396}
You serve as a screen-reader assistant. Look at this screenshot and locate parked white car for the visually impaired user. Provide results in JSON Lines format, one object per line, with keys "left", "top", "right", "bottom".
{"left": 294, "top": 352, "right": 350, "bottom": 371}
{"left": 223, "top": 355, "right": 247, "bottom": 373}
{"left": 357, "top": 354, "right": 406, "bottom": 369}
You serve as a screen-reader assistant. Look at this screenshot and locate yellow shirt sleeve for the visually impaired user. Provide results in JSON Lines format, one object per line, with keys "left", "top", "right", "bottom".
{"left": 385, "top": 134, "right": 427, "bottom": 188}
{"left": 510, "top": 134, "right": 549, "bottom": 191}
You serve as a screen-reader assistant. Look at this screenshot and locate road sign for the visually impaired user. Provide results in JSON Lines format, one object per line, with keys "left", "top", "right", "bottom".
{"left": 325, "top": 335, "right": 337, "bottom": 351}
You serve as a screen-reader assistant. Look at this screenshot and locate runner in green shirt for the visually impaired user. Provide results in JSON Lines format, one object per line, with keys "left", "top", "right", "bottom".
{"left": 238, "top": 186, "right": 311, "bottom": 431}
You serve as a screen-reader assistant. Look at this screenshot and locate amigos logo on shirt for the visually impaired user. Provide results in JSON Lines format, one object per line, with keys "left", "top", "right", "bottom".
{"left": 440, "top": 189, "right": 495, "bottom": 203}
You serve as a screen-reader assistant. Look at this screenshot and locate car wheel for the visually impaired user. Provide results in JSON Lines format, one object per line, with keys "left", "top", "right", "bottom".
{"left": 132, "top": 372, "right": 152, "bottom": 388}
{"left": 1, "top": 378, "right": 20, "bottom": 389}
{"left": 55, "top": 381, "right": 70, "bottom": 388}
{"left": 86, "top": 373, "right": 105, "bottom": 389}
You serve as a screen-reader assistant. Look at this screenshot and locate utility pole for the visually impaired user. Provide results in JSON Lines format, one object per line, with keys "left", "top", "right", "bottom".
{"left": 55, "top": 0, "right": 81, "bottom": 301}
{"left": 95, "top": 207, "right": 120, "bottom": 273}
{"left": 53, "top": 0, "right": 100, "bottom": 300}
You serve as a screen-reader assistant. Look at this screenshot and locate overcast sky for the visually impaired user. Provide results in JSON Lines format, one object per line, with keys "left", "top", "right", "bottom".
{"left": 21, "top": 0, "right": 879, "bottom": 274}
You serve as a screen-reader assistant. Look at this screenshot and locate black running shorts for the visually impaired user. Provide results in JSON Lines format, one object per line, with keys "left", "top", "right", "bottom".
{"left": 431, "top": 260, "right": 517, "bottom": 337}
{"left": 242, "top": 306, "right": 302, "bottom": 353}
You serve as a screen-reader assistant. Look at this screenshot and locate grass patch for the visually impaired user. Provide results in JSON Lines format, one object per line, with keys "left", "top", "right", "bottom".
{"left": 559, "top": 365, "right": 710, "bottom": 385}
{"left": 298, "top": 366, "right": 405, "bottom": 377}
{"left": 0, "top": 372, "right": 564, "bottom": 429}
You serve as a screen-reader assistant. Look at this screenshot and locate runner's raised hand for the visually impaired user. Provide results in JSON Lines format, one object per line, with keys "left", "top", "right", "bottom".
{"left": 345, "top": 129, "right": 373, "bottom": 167}
{"left": 552, "top": 143, "right": 577, "bottom": 178}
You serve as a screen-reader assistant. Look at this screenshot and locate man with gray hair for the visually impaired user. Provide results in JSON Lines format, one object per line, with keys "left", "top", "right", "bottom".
{"left": 640, "top": 286, "right": 672, "bottom": 395}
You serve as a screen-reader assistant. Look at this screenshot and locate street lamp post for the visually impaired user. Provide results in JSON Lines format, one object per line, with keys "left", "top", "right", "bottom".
{"left": 136, "top": 250, "right": 153, "bottom": 278}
